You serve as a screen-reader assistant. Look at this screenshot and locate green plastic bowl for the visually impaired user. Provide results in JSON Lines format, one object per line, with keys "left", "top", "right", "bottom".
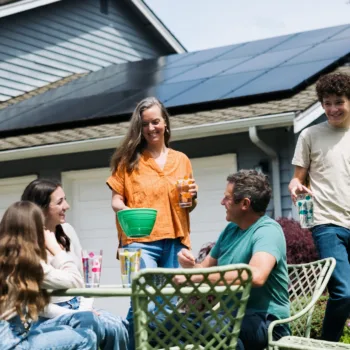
{"left": 117, "top": 208, "right": 157, "bottom": 238}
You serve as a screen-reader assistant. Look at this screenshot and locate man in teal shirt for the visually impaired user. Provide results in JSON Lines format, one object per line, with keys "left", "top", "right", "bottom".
{"left": 178, "top": 169, "right": 290, "bottom": 349}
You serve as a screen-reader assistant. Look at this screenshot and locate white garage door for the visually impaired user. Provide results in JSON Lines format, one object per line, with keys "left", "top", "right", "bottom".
{"left": 0, "top": 175, "right": 37, "bottom": 219}
{"left": 190, "top": 154, "right": 237, "bottom": 254}
{"left": 62, "top": 153, "right": 236, "bottom": 316}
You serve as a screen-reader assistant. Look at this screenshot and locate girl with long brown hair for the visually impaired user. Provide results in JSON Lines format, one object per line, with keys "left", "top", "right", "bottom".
{"left": 0, "top": 201, "right": 97, "bottom": 350}
{"left": 22, "top": 178, "right": 129, "bottom": 350}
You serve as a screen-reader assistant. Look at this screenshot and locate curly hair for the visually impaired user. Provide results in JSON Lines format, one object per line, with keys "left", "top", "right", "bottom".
{"left": 227, "top": 169, "right": 272, "bottom": 214}
{"left": 110, "top": 97, "right": 171, "bottom": 173}
{"left": 0, "top": 201, "right": 49, "bottom": 322}
{"left": 316, "top": 72, "right": 350, "bottom": 101}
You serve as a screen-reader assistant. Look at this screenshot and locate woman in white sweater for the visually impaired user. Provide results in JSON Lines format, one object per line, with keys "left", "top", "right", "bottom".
{"left": 22, "top": 179, "right": 129, "bottom": 350}
{"left": 0, "top": 201, "right": 98, "bottom": 350}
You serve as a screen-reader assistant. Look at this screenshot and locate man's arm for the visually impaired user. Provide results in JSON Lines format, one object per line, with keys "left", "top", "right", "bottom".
{"left": 176, "top": 249, "right": 277, "bottom": 287}
{"left": 248, "top": 252, "right": 276, "bottom": 287}
{"left": 288, "top": 166, "right": 312, "bottom": 203}
{"left": 175, "top": 249, "right": 276, "bottom": 287}
{"left": 174, "top": 249, "right": 217, "bottom": 284}
{"left": 177, "top": 248, "right": 217, "bottom": 269}
{"left": 187, "top": 252, "right": 276, "bottom": 286}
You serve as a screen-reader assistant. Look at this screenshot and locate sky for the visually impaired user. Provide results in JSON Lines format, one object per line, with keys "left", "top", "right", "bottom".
{"left": 145, "top": 0, "right": 350, "bottom": 52}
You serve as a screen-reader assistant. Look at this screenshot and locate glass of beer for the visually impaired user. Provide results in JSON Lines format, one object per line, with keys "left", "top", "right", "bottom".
{"left": 118, "top": 248, "right": 142, "bottom": 288}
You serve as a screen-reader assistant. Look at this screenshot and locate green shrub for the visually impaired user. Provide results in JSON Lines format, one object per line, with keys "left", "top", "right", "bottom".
{"left": 289, "top": 295, "right": 327, "bottom": 338}
{"left": 277, "top": 218, "right": 318, "bottom": 264}
{"left": 292, "top": 294, "right": 350, "bottom": 343}
{"left": 341, "top": 321, "right": 350, "bottom": 344}
{"left": 309, "top": 295, "right": 327, "bottom": 339}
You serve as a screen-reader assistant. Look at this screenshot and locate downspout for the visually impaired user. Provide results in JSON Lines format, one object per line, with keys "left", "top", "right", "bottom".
{"left": 249, "top": 126, "right": 282, "bottom": 219}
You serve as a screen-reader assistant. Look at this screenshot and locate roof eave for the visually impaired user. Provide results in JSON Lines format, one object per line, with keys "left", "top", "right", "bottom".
{"left": 0, "top": 112, "right": 295, "bottom": 162}
{"left": 294, "top": 102, "right": 325, "bottom": 133}
{"left": 127, "top": 0, "right": 187, "bottom": 54}
{"left": 0, "top": 0, "right": 61, "bottom": 18}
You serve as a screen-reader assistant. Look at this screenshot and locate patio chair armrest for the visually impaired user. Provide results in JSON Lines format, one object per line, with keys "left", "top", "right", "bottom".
{"left": 267, "top": 295, "right": 320, "bottom": 343}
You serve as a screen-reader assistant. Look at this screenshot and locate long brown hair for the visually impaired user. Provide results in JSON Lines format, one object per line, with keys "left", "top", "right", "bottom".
{"left": 110, "top": 97, "right": 171, "bottom": 173}
{"left": 21, "top": 179, "right": 71, "bottom": 251}
{"left": 0, "top": 201, "right": 49, "bottom": 322}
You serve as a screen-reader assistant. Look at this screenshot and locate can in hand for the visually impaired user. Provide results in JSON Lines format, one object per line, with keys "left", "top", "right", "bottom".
{"left": 297, "top": 194, "right": 314, "bottom": 228}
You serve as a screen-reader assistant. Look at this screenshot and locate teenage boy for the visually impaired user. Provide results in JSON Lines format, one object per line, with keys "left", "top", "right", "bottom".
{"left": 289, "top": 72, "right": 350, "bottom": 341}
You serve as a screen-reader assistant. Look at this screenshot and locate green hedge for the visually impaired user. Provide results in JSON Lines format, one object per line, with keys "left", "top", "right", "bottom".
{"left": 291, "top": 295, "right": 350, "bottom": 343}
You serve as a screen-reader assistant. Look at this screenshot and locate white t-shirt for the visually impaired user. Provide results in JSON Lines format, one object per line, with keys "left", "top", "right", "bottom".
{"left": 292, "top": 121, "right": 350, "bottom": 229}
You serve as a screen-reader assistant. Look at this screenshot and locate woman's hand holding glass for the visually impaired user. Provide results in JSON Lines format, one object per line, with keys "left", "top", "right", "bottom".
{"left": 188, "top": 178, "right": 198, "bottom": 199}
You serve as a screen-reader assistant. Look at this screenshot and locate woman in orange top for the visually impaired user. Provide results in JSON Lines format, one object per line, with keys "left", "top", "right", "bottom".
{"left": 107, "top": 96, "right": 197, "bottom": 260}
{"left": 106, "top": 96, "right": 197, "bottom": 349}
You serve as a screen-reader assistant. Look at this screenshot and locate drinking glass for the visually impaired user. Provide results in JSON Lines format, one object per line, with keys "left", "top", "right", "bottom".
{"left": 82, "top": 249, "right": 103, "bottom": 288}
{"left": 118, "top": 248, "right": 142, "bottom": 288}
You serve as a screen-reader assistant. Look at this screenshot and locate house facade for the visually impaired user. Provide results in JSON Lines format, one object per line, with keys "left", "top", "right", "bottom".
{"left": 1, "top": 7, "right": 349, "bottom": 315}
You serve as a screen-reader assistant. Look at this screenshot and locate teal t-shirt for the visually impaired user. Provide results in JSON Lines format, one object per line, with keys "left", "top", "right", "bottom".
{"left": 210, "top": 215, "right": 290, "bottom": 320}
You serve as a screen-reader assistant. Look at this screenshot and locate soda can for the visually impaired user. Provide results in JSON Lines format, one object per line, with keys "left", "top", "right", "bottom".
{"left": 297, "top": 194, "right": 314, "bottom": 229}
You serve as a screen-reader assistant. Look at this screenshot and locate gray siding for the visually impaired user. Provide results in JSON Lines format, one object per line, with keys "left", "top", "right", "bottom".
{"left": 0, "top": 0, "right": 168, "bottom": 101}
{"left": 0, "top": 127, "right": 296, "bottom": 218}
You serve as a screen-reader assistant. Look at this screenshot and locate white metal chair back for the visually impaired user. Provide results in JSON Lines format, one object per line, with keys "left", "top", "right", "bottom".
{"left": 268, "top": 258, "right": 337, "bottom": 350}
{"left": 287, "top": 258, "right": 336, "bottom": 337}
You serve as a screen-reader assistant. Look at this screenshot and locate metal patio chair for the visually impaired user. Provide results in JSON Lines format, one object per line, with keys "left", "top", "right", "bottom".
{"left": 131, "top": 264, "right": 252, "bottom": 350}
{"left": 267, "top": 257, "right": 350, "bottom": 349}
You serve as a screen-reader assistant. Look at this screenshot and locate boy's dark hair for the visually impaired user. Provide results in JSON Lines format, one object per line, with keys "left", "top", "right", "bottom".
{"left": 316, "top": 72, "right": 350, "bottom": 101}
{"left": 227, "top": 169, "right": 272, "bottom": 214}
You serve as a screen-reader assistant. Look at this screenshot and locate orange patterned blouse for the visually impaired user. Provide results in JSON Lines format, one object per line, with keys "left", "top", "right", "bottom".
{"left": 106, "top": 149, "right": 193, "bottom": 248}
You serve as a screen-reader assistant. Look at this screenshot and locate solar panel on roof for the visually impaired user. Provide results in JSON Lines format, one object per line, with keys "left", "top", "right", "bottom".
{"left": 161, "top": 51, "right": 194, "bottom": 65}
{"left": 282, "top": 37, "right": 350, "bottom": 66}
{"left": 90, "top": 79, "right": 206, "bottom": 117}
{"left": 217, "top": 34, "right": 293, "bottom": 60}
{"left": 152, "top": 65, "right": 197, "bottom": 83}
{"left": 165, "top": 57, "right": 249, "bottom": 83}
{"left": 166, "top": 44, "right": 240, "bottom": 68}
{"left": 224, "top": 59, "right": 336, "bottom": 99}
{"left": 0, "top": 24, "right": 349, "bottom": 134}
{"left": 166, "top": 70, "right": 264, "bottom": 107}
{"left": 269, "top": 25, "right": 349, "bottom": 52}
{"left": 152, "top": 79, "right": 205, "bottom": 103}
{"left": 219, "top": 46, "right": 308, "bottom": 75}
{"left": 329, "top": 26, "right": 350, "bottom": 41}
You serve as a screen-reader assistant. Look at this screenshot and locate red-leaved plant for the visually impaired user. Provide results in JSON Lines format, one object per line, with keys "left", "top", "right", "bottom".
{"left": 276, "top": 217, "right": 318, "bottom": 264}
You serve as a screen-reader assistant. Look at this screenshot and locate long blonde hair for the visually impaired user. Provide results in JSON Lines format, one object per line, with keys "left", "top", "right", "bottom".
{"left": 0, "top": 201, "right": 49, "bottom": 322}
{"left": 110, "top": 97, "right": 171, "bottom": 173}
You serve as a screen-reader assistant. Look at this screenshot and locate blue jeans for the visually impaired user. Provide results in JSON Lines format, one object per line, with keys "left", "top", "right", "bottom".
{"left": 2, "top": 314, "right": 96, "bottom": 350}
{"left": 123, "top": 238, "right": 186, "bottom": 350}
{"left": 34, "top": 297, "right": 129, "bottom": 350}
{"left": 311, "top": 224, "right": 350, "bottom": 341}
{"left": 236, "top": 311, "right": 289, "bottom": 350}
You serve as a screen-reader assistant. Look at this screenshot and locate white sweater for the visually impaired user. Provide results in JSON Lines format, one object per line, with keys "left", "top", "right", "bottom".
{"left": 41, "top": 223, "right": 94, "bottom": 318}
{"left": 1, "top": 249, "right": 83, "bottom": 321}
